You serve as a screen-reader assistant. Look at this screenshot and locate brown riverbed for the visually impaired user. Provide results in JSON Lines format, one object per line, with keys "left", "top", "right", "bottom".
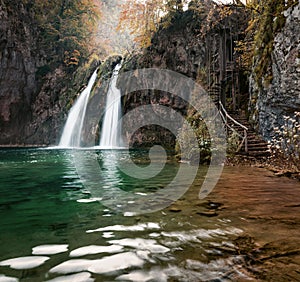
{"left": 193, "top": 166, "right": 300, "bottom": 281}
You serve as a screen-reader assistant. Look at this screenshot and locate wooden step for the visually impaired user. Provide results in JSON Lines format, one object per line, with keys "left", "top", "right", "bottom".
{"left": 223, "top": 110, "right": 270, "bottom": 158}
{"left": 247, "top": 142, "right": 268, "bottom": 147}
{"left": 247, "top": 150, "right": 270, "bottom": 157}
{"left": 247, "top": 148, "right": 269, "bottom": 152}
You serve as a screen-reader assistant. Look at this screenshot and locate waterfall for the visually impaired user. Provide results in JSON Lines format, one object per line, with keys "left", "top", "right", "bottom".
{"left": 99, "top": 63, "right": 123, "bottom": 149}
{"left": 59, "top": 69, "right": 98, "bottom": 148}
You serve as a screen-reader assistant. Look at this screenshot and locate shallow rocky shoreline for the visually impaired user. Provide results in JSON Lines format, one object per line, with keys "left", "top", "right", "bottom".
{"left": 226, "top": 154, "right": 300, "bottom": 181}
{"left": 195, "top": 166, "right": 300, "bottom": 281}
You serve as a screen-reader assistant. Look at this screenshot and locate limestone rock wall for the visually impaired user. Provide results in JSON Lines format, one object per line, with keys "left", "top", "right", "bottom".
{"left": 249, "top": 2, "right": 300, "bottom": 141}
{"left": 0, "top": 0, "right": 98, "bottom": 145}
{"left": 0, "top": 0, "right": 38, "bottom": 144}
{"left": 119, "top": 11, "right": 207, "bottom": 148}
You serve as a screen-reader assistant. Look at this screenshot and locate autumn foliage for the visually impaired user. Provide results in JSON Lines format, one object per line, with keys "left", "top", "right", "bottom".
{"left": 22, "top": 0, "right": 102, "bottom": 69}
{"left": 117, "top": 0, "right": 166, "bottom": 47}
{"left": 118, "top": 0, "right": 187, "bottom": 48}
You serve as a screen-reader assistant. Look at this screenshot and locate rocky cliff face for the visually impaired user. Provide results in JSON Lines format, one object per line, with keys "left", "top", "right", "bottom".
{"left": 249, "top": 2, "right": 300, "bottom": 141}
{"left": 118, "top": 10, "right": 207, "bottom": 148}
{"left": 0, "top": 0, "right": 98, "bottom": 145}
{"left": 0, "top": 0, "right": 38, "bottom": 144}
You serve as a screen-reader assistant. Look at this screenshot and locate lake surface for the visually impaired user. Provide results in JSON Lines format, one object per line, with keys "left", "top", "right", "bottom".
{"left": 0, "top": 148, "right": 300, "bottom": 281}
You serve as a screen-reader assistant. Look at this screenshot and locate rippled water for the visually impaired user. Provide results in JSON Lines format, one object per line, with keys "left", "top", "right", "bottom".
{"left": 0, "top": 148, "right": 251, "bottom": 282}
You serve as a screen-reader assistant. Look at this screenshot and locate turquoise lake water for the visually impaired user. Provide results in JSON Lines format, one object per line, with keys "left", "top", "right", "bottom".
{"left": 0, "top": 148, "right": 250, "bottom": 281}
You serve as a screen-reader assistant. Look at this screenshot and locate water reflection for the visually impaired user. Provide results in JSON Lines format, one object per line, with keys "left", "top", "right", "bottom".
{"left": 74, "top": 149, "right": 199, "bottom": 215}
{"left": 0, "top": 148, "right": 252, "bottom": 281}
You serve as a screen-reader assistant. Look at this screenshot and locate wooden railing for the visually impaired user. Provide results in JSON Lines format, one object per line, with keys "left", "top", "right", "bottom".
{"left": 218, "top": 101, "right": 248, "bottom": 153}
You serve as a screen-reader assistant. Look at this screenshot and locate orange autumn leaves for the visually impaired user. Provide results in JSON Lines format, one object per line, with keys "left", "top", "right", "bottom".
{"left": 117, "top": 0, "right": 166, "bottom": 48}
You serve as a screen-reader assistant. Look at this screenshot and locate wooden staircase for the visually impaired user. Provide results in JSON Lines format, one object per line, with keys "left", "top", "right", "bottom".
{"left": 228, "top": 111, "right": 270, "bottom": 157}
{"left": 208, "top": 83, "right": 221, "bottom": 104}
{"left": 218, "top": 102, "right": 270, "bottom": 158}
{"left": 207, "top": 75, "right": 269, "bottom": 158}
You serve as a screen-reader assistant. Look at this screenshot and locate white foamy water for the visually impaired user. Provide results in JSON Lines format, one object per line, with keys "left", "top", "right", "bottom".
{"left": 99, "top": 63, "right": 123, "bottom": 149}
{"left": 59, "top": 69, "right": 98, "bottom": 148}
{"left": 0, "top": 223, "right": 250, "bottom": 281}
{"left": 109, "top": 238, "right": 170, "bottom": 254}
{"left": 116, "top": 269, "right": 168, "bottom": 282}
{"left": 76, "top": 198, "right": 103, "bottom": 203}
{"left": 86, "top": 222, "right": 160, "bottom": 233}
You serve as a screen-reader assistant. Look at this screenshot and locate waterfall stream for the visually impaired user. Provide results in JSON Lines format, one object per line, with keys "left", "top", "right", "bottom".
{"left": 58, "top": 69, "right": 98, "bottom": 148}
{"left": 59, "top": 63, "right": 123, "bottom": 149}
{"left": 99, "top": 63, "right": 123, "bottom": 149}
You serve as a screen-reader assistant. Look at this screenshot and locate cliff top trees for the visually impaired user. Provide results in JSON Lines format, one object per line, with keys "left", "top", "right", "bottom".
{"left": 96, "top": 0, "right": 134, "bottom": 56}
{"left": 118, "top": 0, "right": 189, "bottom": 48}
{"left": 117, "top": 0, "right": 165, "bottom": 47}
{"left": 22, "top": 0, "right": 102, "bottom": 69}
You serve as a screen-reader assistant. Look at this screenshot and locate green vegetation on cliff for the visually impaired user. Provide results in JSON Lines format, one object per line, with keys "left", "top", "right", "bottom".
{"left": 21, "top": 0, "right": 101, "bottom": 74}
{"left": 245, "top": 0, "right": 298, "bottom": 86}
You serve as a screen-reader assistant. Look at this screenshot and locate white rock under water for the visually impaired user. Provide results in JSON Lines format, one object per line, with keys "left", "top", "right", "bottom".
{"left": 0, "top": 256, "right": 49, "bottom": 270}
{"left": 109, "top": 238, "right": 170, "bottom": 254}
{"left": 32, "top": 244, "right": 68, "bottom": 255}
{"left": 0, "top": 274, "right": 19, "bottom": 282}
{"left": 49, "top": 252, "right": 144, "bottom": 275}
{"left": 69, "top": 245, "right": 123, "bottom": 257}
{"left": 46, "top": 272, "right": 94, "bottom": 282}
